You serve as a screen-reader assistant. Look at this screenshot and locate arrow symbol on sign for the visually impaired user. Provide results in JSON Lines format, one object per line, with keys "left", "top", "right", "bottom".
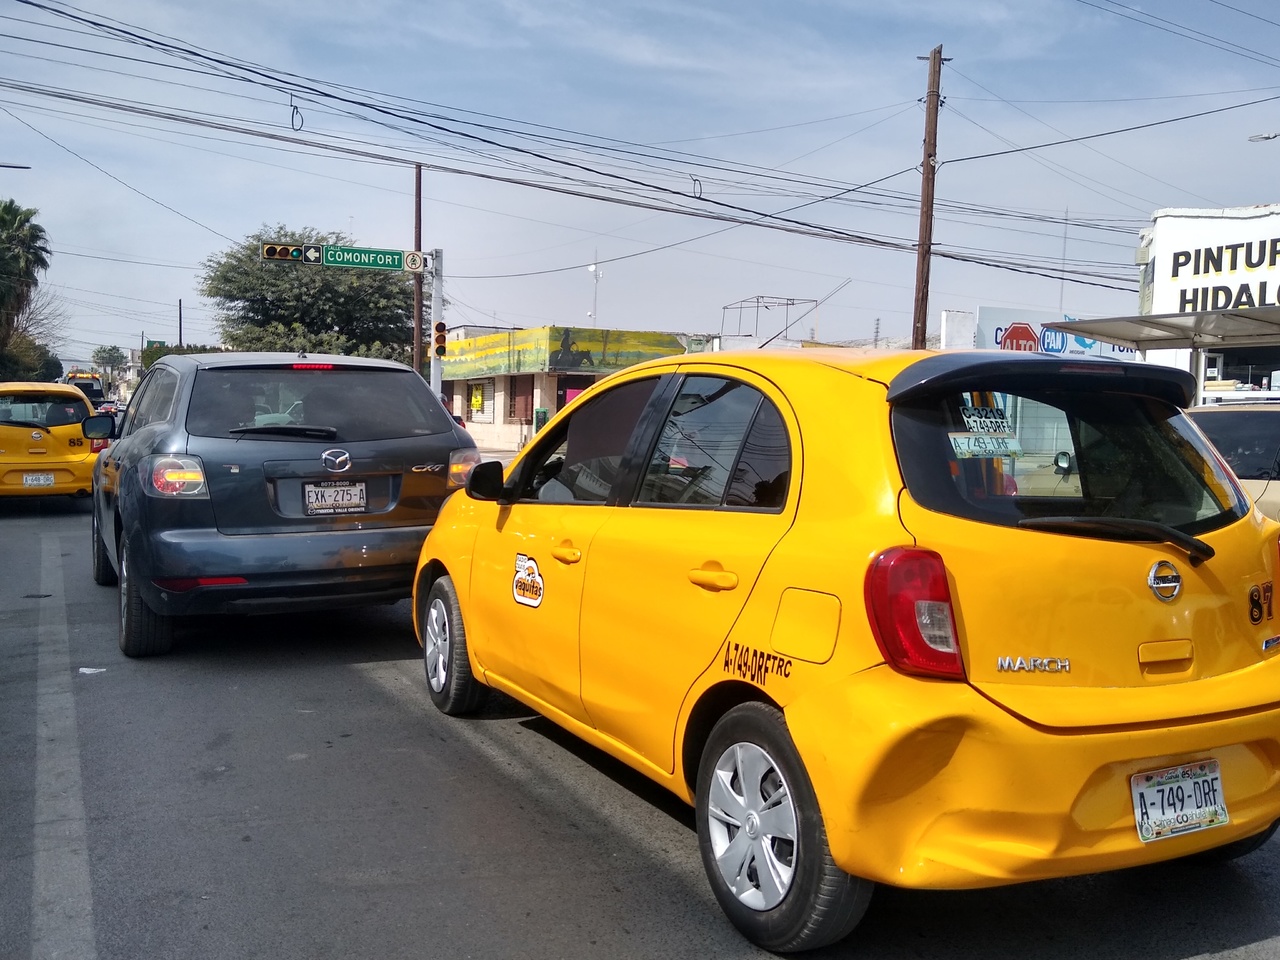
{"left": 304, "top": 246, "right": 321, "bottom": 263}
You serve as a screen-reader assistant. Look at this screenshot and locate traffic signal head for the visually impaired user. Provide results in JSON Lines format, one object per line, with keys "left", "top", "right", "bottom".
{"left": 433, "top": 321, "right": 447, "bottom": 357}
{"left": 261, "top": 243, "right": 303, "bottom": 261}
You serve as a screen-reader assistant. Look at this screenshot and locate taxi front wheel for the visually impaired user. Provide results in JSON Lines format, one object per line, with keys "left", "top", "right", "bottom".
{"left": 421, "top": 576, "right": 488, "bottom": 715}
{"left": 118, "top": 538, "right": 173, "bottom": 657}
{"left": 695, "top": 702, "right": 873, "bottom": 953}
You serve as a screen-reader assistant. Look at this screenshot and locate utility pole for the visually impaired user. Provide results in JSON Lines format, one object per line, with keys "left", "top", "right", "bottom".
{"left": 178, "top": 299, "right": 183, "bottom": 346}
{"left": 429, "top": 248, "right": 444, "bottom": 395}
{"left": 911, "top": 44, "right": 945, "bottom": 350}
{"left": 412, "top": 164, "right": 424, "bottom": 374}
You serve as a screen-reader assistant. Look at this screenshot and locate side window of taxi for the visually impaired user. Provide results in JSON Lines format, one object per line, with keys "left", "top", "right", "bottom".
{"left": 518, "top": 378, "right": 658, "bottom": 504}
{"left": 636, "top": 376, "right": 790, "bottom": 510}
{"left": 126, "top": 368, "right": 179, "bottom": 433}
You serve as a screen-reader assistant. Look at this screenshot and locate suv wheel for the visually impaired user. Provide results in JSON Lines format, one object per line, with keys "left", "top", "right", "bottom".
{"left": 91, "top": 507, "right": 117, "bottom": 587}
{"left": 118, "top": 538, "right": 173, "bottom": 657}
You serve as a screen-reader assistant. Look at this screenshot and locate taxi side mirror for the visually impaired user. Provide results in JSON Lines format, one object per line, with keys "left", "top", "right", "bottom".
{"left": 81, "top": 413, "right": 115, "bottom": 440}
{"left": 465, "top": 459, "right": 509, "bottom": 502}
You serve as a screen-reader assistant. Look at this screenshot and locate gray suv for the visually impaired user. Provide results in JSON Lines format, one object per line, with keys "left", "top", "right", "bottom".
{"left": 87, "top": 352, "right": 477, "bottom": 656}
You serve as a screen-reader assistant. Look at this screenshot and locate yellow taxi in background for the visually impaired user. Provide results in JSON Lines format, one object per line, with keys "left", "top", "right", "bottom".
{"left": 412, "top": 349, "right": 1280, "bottom": 952}
{"left": 0, "top": 381, "right": 108, "bottom": 497}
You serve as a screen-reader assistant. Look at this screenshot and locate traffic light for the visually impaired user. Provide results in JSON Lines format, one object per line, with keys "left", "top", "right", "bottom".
{"left": 261, "top": 243, "right": 303, "bottom": 261}
{"left": 433, "top": 321, "right": 447, "bottom": 357}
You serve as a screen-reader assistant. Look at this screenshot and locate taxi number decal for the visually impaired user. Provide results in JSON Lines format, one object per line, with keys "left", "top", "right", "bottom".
{"left": 722, "top": 642, "right": 791, "bottom": 686}
{"left": 68, "top": 437, "right": 83, "bottom": 447}
{"left": 1248, "top": 581, "right": 1273, "bottom": 625}
{"left": 512, "top": 554, "right": 544, "bottom": 608}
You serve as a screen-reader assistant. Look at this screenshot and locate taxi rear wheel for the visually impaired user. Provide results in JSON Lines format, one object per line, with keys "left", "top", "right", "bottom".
{"left": 118, "top": 538, "right": 173, "bottom": 657}
{"left": 91, "top": 507, "right": 116, "bottom": 586}
{"left": 421, "top": 576, "right": 487, "bottom": 715}
{"left": 695, "top": 702, "right": 873, "bottom": 953}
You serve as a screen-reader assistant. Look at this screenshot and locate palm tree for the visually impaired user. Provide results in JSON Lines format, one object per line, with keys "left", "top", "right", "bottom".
{"left": 0, "top": 199, "right": 52, "bottom": 358}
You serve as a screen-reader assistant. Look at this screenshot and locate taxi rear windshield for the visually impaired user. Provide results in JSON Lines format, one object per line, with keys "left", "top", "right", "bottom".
{"left": 892, "top": 385, "right": 1248, "bottom": 535}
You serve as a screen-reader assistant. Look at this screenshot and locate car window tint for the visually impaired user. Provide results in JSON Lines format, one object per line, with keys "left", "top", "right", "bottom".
{"left": 186, "top": 368, "right": 454, "bottom": 440}
{"left": 636, "top": 376, "right": 763, "bottom": 508}
{"left": 893, "top": 385, "right": 1248, "bottom": 534}
{"left": 519, "top": 378, "right": 658, "bottom": 504}
{"left": 129, "top": 369, "right": 179, "bottom": 431}
{"left": 1188, "top": 410, "right": 1280, "bottom": 480}
{"left": 724, "top": 401, "right": 790, "bottom": 509}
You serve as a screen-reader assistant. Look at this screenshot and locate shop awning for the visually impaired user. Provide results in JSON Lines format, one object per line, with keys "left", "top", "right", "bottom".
{"left": 1045, "top": 306, "right": 1280, "bottom": 351}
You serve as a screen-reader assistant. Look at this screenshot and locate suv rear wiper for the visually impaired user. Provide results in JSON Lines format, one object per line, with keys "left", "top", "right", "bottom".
{"left": 227, "top": 424, "right": 338, "bottom": 439}
{"left": 1017, "top": 516, "right": 1215, "bottom": 567}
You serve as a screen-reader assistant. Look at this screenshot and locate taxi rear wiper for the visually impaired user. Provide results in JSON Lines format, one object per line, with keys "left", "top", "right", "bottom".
{"left": 1017, "top": 516, "right": 1215, "bottom": 567}
{"left": 227, "top": 424, "right": 338, "bottom": 439}
{"left": 0, "top": 418, "right": 46, "bottom": 430}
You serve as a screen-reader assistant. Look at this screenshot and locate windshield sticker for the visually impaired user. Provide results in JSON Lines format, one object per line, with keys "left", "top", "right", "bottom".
{"left": 722, "top": 641, "right": 792, "bottom": 687}
{"left": 960, "top": 405, "right": 1014, "bottom": 434}
{"left": 513, "top": 554, "right": 544, "bottom": 607}
{"left": 949, "top": 432, "right": 1023, "bottom": 459}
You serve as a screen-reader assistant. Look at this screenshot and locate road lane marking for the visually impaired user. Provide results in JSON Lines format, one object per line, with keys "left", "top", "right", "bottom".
{"left": 31, "top": 534, "right": 98, "bottom": 960}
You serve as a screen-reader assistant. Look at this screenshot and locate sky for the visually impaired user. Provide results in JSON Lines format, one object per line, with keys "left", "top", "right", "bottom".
{"left": 5, "top": 0, "right": 1280, "bottom": 367}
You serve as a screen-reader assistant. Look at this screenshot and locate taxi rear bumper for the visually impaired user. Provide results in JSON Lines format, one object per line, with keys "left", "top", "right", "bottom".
{"left": 784, "top": 665, "right": 1280, "bottom": 889}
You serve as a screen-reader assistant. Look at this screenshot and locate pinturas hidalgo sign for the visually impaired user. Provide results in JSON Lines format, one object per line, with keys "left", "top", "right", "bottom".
{"left": 1145, "top": 206, "right": 1280, "bottom": 315}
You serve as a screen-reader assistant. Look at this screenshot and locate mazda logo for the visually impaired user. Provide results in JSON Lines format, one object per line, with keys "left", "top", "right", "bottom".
{"left": 1148, "top": 560, "right": 1182, "bottom": 602}
{"left": 321, "top": 448, "right": 352, "bottom": 473}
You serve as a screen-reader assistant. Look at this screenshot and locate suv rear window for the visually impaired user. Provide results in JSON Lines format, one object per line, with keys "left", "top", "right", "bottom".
{"left": 186, "top": 367, "right": 455, "bottom": 441}
{"left": 893, "top": 385, "right": 1248, "bottom": 535}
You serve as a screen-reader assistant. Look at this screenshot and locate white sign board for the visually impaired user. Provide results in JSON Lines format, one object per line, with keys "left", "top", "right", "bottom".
{"left": 975, "top": 306, "right": 1140, "bottom": 360}
{"left": 1146, "top": 206, "right": 1280, "bottom": 315}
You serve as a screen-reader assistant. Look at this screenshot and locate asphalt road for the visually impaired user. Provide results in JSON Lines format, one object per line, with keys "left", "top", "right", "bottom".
{"left": 4, "top": 495, "right": 1280, "bottom": 960}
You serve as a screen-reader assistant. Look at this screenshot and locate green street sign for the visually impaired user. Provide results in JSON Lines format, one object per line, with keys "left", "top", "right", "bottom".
{"left": 323, "top": 245, "right": 404, "bottom": 271}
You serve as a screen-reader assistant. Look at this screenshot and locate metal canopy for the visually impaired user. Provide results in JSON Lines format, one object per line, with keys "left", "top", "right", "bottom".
{"left": 1045, "top": 306, "right": 1280, "bottom": 352}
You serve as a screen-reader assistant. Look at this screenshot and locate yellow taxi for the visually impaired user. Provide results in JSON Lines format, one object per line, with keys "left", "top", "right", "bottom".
{"left": 411, "top": 349, "right": 1280, "bottom": 952}
{"left": 0, "top": 381, "right": 108, "bottom": 498}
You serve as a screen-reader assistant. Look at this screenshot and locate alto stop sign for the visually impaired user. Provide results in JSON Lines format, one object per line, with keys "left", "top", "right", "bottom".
{"left": 1000, "top": 322, "right": 1040, "bottom": 351}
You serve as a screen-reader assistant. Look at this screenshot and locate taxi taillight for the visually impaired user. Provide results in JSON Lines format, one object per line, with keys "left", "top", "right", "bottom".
{"left": 90, "top": 438, "right": 109, "bottom": 453}
{"left": 864, "top": 547, "right": 965, "bottom": 680}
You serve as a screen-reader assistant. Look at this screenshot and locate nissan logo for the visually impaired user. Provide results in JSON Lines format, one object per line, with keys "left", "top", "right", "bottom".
{"left": 1148, "top": 560, "right": 1182, "bottom": 602}
{"left": 321, "top": 448, "right": 352, "bottom": 473}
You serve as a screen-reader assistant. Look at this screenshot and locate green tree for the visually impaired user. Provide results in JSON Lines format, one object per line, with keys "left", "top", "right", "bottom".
{"left": 92, "top": 344, "right": 127, "bottom": 387}
{"left": 140, "top": 342, "right": 225, "bottom": 369}
{"left": 201, "top": 226, "right": 418, "bottom": 354}
{"left": 0, "top": 332, "right": 60, "bottom": 381}
{"left": 0, "top": 199, "right": 53, "bottom": 360}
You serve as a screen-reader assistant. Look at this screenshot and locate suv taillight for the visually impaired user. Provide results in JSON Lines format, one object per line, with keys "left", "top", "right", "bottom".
{"left": 864, "top": 547, "right": 964, "bottom": 679}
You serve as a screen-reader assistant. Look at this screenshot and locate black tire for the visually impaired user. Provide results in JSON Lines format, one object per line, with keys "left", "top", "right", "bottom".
{"left": 1183, "top": 819, "right": 1279, "bottom": 865}
{"left": 420, "top": 575, "right": 488, "bottom": 715}
{"left": 696, "top": 702, "right": 873, "bottom": 953}
{"left": 91, "top": 505, "right": 117, "bottom": 587}
{"left": 118, "top": 538, "right": 174, "bottom": 657}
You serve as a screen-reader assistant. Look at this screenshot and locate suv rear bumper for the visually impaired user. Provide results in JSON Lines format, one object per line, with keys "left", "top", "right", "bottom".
{"left": 785, "top": 665, "right": 1280, "bottom": 889}
{"left": 133, "top": 525, "right": 427, "bottom": 616}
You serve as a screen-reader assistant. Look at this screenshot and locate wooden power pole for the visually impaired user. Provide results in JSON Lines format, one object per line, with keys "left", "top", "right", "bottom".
{"left": 412, "top": 164, "right": 424, "bottom": 374}
{"left": 911, "top": 45, "right": 944, "bottom": 350}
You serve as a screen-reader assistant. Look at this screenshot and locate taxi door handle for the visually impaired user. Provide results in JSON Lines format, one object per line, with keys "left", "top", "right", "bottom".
{"left": 688, "top": 569, "right": 739, "bottom": 591}
{"left": 550, "top": 545, "right": 581, "bottom": 564}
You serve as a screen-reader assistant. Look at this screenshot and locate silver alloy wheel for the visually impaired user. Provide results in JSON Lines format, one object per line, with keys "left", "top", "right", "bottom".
{"left": 424, "top": 595, "right": 451, "bottom": 693}
{"left": 118, "top": 541, "right": 129, "bottom": 630}
{"left": 705, "top": 741, "right": 799, "bottom": 911}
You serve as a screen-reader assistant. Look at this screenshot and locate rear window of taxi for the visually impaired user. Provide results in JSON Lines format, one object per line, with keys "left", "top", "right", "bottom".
{"left": 892, "top": 385, "right": 1248, "bottom": 536}
{"left": 0, "top": 392, "right": 91, "bottom": 428}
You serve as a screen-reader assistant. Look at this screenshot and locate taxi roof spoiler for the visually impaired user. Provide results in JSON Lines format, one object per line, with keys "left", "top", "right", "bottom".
{"left": 886, "top": 353, "right": 1195, "bottom": 408}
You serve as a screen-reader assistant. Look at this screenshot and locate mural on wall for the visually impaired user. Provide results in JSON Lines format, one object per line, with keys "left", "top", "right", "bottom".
{"left": 440, "top": 326, "right": 686, "bottom": 379}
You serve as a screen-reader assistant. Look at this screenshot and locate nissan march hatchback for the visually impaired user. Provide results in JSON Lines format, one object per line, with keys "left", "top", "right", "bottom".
{"left": 411, "top": 349, "right": 1280, "bottom": 952}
